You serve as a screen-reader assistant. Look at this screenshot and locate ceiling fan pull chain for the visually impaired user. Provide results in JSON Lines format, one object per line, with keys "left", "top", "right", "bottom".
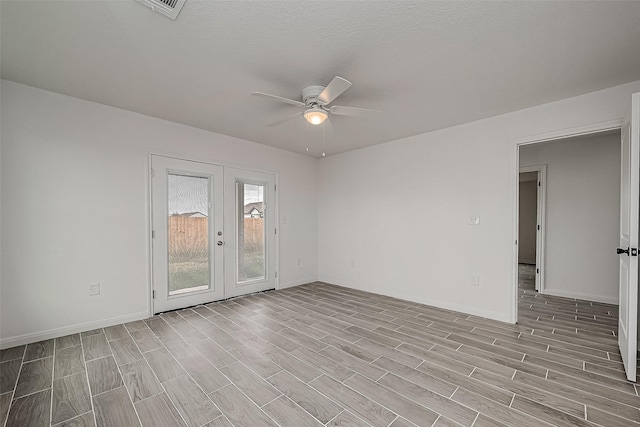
{"left": 322, "top": 122, "right": 326, "bottom": 157}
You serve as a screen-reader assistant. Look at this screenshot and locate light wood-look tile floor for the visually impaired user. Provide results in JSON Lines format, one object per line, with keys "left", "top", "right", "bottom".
{"left": 1, "top": 278, "right": 639, "bottom": 427}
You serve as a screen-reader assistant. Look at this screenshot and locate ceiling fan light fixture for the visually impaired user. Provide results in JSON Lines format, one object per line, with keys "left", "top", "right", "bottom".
{"left": 304, "top": 108, "right": 328, "bottom": 125}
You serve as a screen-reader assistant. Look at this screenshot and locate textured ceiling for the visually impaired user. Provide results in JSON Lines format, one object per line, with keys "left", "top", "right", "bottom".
{"left": 2, "top": 1, "right": 640, "bottom": 157}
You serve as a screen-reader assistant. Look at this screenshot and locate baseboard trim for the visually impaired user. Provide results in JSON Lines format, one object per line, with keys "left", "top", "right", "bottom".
{"left": 317, "top": 276, "right": 358, "bottom": 290}
{"left": 541, "top": 289, "right": 618, "bottom": 305}
{"left": 278, "top": 277, "right": 318, "bottom": 289}
{"left": 317, "top": 277, "right": 512, "bottom": 324}
{"left": 0, "top": 311, "right": 150, "bottom": 350}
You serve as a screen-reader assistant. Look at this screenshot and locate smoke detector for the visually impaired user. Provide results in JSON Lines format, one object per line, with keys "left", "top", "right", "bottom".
{"left": 136, "top": 0, "right": 186, "bottom": 20}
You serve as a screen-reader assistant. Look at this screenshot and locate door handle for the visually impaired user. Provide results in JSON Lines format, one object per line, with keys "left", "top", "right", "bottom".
{"left": 217, "top": 241, "right": 224, "bottom": 246}
{"left": 617, "top": 247, "right": 630, "bottom": 255}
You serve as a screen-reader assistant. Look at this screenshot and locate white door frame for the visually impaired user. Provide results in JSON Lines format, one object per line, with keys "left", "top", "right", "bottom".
{"left": 511, "top": 120, "right": 622, "bottom": 324}
{"left": 147, "top": 151, "right": 279, "bottom": 316}
{"left": 518, "top": 165, "right": 546, "bottom": 294}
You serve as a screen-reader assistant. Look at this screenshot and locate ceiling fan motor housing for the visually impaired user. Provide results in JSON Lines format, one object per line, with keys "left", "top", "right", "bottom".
{"left": 302, "top": 85, "right": 326, "bottom": 106}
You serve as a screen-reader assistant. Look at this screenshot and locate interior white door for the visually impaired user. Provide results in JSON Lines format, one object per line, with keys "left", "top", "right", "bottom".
{"left": 618, "top": 92, "right": 640, "bottom": 382}
{"left": 223, "top": 168, "right": 277, "bottom": 298}
{"left": 151, "top": 155, "right": 224, "bottom": 313}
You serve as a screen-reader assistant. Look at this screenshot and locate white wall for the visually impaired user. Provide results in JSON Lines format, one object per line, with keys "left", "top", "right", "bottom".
{"left": 3, "top": 79, "right": 639, "bottom": 346}
{"left": 518, "top": 178, "right": 537, "bottom": 264}
{"left": 318, "top": 80, "right": 640, "bottom": 322}
{"left": 520, "top": 133, "right": 620, "bottom": 303}
{"left": 0, "top": 80, "right": 318, "bottom": 348}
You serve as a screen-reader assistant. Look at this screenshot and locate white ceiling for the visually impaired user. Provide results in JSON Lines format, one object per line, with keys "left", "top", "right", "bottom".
{"left": 2, "top": 1, "right": 640, "bottom": 157}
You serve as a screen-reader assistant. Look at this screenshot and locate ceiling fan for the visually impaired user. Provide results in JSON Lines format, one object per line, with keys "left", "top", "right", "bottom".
{"left": 251, "top": 76, "right": 381, "bottom": 127}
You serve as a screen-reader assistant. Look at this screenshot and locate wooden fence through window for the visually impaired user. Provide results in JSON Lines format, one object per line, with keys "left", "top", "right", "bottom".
{"left": 168, "top": 216, "right": 264, "bottom": 255}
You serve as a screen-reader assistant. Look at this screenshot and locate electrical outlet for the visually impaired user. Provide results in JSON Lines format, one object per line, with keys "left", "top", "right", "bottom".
{"left": 89, "top": 283, "right": 100, "bottom": 296}
{"left": 471, "top": 275, "right": 480, "bottom": 287}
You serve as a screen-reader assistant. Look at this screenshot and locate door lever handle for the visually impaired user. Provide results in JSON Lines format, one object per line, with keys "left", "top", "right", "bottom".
{"left": 217, "top": 241, "right": 224, "bottom": 246}
{"left": 617, "top": 247, "right": 630, "bottom": 255}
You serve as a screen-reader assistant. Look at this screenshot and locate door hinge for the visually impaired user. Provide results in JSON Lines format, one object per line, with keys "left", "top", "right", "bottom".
{"left": 275, "top": 228, "right": 277, "bottom": 235}
{"left": 274, "top": 184, "right": 277, "bottom": 191}
{"left": 538, "top": 181, "right": 541, "bottom": 187}
{"left": 275, "top": 271, "right": 278, "bottom": 278}
{"left": 537, "top": 225, "right": 540, "bottom": 231}
{"left": 632, "top": 248, "right": 638, "bottom": 257}
{"left": 536, "top": 268, "right": 539, "bottom": 274}
{"left": 151, "top": 168, "right": 155, "bottom": 178}
{"left": 152, "top": 230, "right": 156, "bottom": 238}
{"left": 152, "top": 290, "right": 156, "bottom": 299}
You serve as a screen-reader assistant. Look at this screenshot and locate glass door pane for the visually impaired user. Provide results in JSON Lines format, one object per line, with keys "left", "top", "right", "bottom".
{"left": 151, "top": 155, "right": 224, "bottom": 313}
{"left": 237, "top": 181, "right": 266, "bottom": 283}
{"left": 167, "top": 174, "right": 210, "bottom": 295}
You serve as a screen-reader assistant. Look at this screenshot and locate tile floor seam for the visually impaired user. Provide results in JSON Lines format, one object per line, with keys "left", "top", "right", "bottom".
{"left": 468, "top": 366, "right": 477, "bottom": 378}
{"left": 50, "top": 410, "right": 93, "bottom": 427}
{"left": 323, "top": 408, "right": 346, "bottom": 426}
{"left": 469, "top": 411, "right": 480, "bottom": 426}
{"left": 78, "top": 330, "right": 98, "bottom": 427}
{"left": 386, "top": 414, "right": 399, "bottom": 427}
{"left": 257, "top": 392, "right": 284, "bottom": 409}
{"left": 47, "top": 339, "right": 56, "bottom": 426}
{"left": 133, "top": 389, "right": 166, "bottom": 405}
{"left": 10, "top": 386, "right": 52, "bottom": 403}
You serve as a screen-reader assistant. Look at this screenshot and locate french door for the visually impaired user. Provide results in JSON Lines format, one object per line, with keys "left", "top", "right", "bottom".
{"left": 151, "top": 155, "right": 276, "bottom": 313}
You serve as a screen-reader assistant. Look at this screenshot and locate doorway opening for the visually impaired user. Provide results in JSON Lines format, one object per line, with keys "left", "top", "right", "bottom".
{"left": 518, "top": 165, "right": 546, "bottom": 296}
{"left": 513, "top": 94, "right": 640, "bottom": 382}
{"left": 515, "top": 127, "right": 622, "bottom": 322}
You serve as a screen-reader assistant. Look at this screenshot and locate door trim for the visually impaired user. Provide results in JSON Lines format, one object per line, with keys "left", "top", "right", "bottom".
{"left": 511, "top": 120, "right": 623, "bottom": 324}
{"left": 518, "top": 165, "right": 547, "bottom": 294}
{"left": 147, "top": 151, "right": 280, "bottom": 316}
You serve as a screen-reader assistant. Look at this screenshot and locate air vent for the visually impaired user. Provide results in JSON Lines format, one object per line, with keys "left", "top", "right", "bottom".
{"left": 136, "top": 0, "right": 186, "bottom": 20}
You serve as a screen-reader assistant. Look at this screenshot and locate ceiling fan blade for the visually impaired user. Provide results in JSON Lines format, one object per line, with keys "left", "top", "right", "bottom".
{"left": 318, "top": 76, "right": 352, "bottom": 105}
{"left": 330, "top": 105, "right": 382, "bottom": 118}
{"left": 251, "top": 92, "right": 305, "bottom": 107}
{"left": 265, "top": 111, "right": 303, "bottom": 127}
